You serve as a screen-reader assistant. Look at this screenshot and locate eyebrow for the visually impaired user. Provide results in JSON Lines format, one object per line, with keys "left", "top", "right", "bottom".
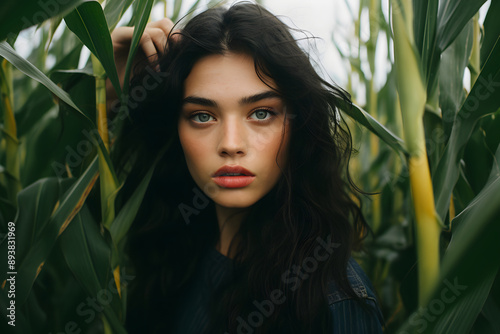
{"left": 182, "top": 90, "right": 282, "bottom": 108}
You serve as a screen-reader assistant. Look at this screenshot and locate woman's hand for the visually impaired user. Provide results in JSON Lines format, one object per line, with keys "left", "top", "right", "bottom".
{"left": 106, "top": 18, "right": 178, "bottom": 110}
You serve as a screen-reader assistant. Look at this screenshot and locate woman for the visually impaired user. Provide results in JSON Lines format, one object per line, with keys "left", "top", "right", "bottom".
{"left": 110, "top": 2, "right": 384, "bottom": 333}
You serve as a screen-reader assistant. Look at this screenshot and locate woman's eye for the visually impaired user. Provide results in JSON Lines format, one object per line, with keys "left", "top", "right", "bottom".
{"left": 190, "top": 113, "right": 215, "bottom": 123}
{"left": 189, "top": 109, "right": 275, "bottom": 123}
{"left": 250, "top": 109, "right": 275, "bottom": 121}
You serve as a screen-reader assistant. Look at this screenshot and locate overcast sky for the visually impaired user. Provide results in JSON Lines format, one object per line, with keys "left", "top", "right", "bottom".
{"left": 15, "top": 0, "right": 491, "bottom": 100}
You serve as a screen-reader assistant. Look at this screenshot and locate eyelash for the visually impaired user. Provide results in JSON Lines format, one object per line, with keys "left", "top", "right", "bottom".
{"left": 189, "top": 108, "right": 277, "bottom": 124}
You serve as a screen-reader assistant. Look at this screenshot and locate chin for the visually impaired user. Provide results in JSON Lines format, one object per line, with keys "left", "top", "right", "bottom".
{"left": 214, "top": 196, "right": 259, "bottom": 209}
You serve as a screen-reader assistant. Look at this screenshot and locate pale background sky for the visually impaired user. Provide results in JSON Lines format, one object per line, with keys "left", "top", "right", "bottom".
{"left": 14, "top": 0, "right": 491, "bottom": 102}
{"left": 152, "top": 0, "right": 365, "bottom": 89}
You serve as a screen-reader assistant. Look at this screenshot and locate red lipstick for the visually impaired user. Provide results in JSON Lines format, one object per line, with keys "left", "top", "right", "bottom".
{"left": 212, "top": 165, "right": 255, "bottom": 188}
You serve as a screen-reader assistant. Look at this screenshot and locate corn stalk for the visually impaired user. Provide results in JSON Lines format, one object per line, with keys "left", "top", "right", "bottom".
{"left": 0, "top": 59, "right": 21, "bottom": 205}
{"left": 391, "top": 0, "right": 441, "bottom": 306}
{"left": 367, "top": 0, "right": 381, "bottom": 233}
{"left": 91, "top": 55, "right": 119, "bottom": 228}
{"left": 93, "top": 54, "right": 122, "bottom": 334}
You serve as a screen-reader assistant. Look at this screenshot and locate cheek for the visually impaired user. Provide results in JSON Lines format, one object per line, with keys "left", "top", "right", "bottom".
{"left": 256, "top": 125, "right": 290, "bottom": 173}
{"left": 178, "top": 127, "right": 206, "bottom": 171}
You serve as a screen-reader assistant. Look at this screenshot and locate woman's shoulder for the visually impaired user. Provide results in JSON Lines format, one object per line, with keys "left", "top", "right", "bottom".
{"left": 326, "top": 257, "right": 376, "bottom": 303}
{"left": 327, "top": 257, "right": 385, "bottom": 333}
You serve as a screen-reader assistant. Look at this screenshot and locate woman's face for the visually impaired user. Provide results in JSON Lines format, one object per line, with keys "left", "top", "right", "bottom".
{"left": 178, "top": 52, "right": 291, "bottom": 210}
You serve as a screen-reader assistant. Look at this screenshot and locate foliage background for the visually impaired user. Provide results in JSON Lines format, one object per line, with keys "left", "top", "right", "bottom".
{"left": 0, "top": 0, "right": 499, "bottom": 333}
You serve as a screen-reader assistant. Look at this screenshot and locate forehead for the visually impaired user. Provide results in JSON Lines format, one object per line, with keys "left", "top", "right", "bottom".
{"left": 183, "top": 52, "right": 277, "bottom": 99}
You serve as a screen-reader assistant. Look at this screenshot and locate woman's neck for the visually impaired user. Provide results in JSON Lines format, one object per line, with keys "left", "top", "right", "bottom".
{"left": 214, "top": 205, "right": 248, "bottom": 259}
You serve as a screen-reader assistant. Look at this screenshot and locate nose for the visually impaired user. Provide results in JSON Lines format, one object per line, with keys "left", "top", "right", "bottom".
{"left": 217, "top": 116, "right": 247, "bottom": 157}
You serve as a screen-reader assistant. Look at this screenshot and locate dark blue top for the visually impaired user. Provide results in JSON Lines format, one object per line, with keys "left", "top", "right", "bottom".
{"left": 327, "top": 257, "right": 385, "bottom": 333}
{"left": 172, "top": 247, "right": 384, "bottom": 333}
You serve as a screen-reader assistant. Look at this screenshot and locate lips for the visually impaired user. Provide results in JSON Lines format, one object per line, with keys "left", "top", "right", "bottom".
{"left": 212, "top": 165, "right": 255, "bottom": 177}
{"left": 212, "top": 165, "right": 256, "bottom": 188}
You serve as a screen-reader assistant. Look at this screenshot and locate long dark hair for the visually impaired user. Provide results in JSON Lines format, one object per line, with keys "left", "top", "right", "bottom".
{"left": 113, "top": 2, "right": 370, "bottom": 333}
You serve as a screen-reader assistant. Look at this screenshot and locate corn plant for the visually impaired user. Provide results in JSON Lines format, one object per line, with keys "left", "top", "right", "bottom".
{"left": 1, "top": 0, "right": 499, "bottom": 333}
{"left": 0, "top": 0, "right": 210, "bottom": 333}
{"left": 334, "top": 0, "right": 500, "bottom": 332}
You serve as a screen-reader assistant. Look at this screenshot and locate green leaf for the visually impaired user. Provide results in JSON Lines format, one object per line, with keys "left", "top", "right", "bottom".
{"left": 480, "top": 0, "right": 500, "bottom": 67}
{"left": 436, "top": 0, "right": 486, "bottom": 52}
{"left": 109, "top": 164, "right": 154, "bottom": 246}
{"left": 339, "top": 101, "right": 408, "bottom": 156}
{"left": 12, "top": 156, "right": 99, "bottom": 306}
{"left": 109, "top": 140, "right": 170, "bottom": 245}
{"left": 104, "top": 0, "right": 134, "bottom": 31}
{"left": 0, "top": 178, "right": 71, "bottom": 284}
{"left": 15, "top": 86, "right": 55, "bottom": 139}
{"left": 122, "top": 0, "right": 155, "bottom": 95}
{"left": 60, "top": 205, "right": 126, "bottom": 333}
{"left": 462, "top": 129, "right": 495, "bottom": 194}
{"left": 0, "top": 0, "right": 89, "bottom": 41}
{"left": 479, "top": 296, "right": 500, "bottom": 332}
{"left": 0, "top": 41, "right": 119, "bottom": 188}
{"left": 419, "top": 0, "right": 438, "bottom": 86}
{"left": 418, "top": 0, "right": 484, "bottom": 97}
{"left": 22, "top": 73, "right": 97, "bottom": 184}
{"left": 61, "top": 206, "right": 111, "bottom": 294}
{"left": 412, "top": 1, "right": 428, "bottom": 55}
{"left": 45, "top": 16, "right": 63, "bottom": 52}
{"left": 397, "top": 271, "right": 498, "bottom": 334}
{"left": 451, "top": 169, "right": 476, "bottom": 215}
{"left": 16, "top": 46, "right": 83, "bottom": 138}
{"left": 433, "top": 37, "right": 500, "bottom": 220}
{"left": 438, "top": 19, "right": 473, "bottom": 138}
{"left": 64, "top": 1, "right": 122, "bottom": 96}
{"left": 47, "top": 22, "right": 83, "bottom": 61}
{"left": 0, "top": 41, "right": 92, "bottom": 124}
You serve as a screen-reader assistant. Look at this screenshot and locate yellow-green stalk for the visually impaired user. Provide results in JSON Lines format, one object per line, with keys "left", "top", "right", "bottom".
{"left": 392, "top": 94, "right": 404, "bottom": 225}
{"left": 367, "top": 0, "right": 381, "bottom": 233}
{"left": 0, "top": 59, "right": 21, "bottom": 205}
{"left": 392, "top": 0, "right": 441, "bottom": 306}
{"left": 92, "top": 55, "right": 119, "bottom": 228}
{"left": 92, "top": 55, "right": 122, "bottom": 329}
{"left": 102, "top": 316, "right": 112, "bottom": 334}
{"left": 367, "top": 0, "right": 380, "bottom": 118}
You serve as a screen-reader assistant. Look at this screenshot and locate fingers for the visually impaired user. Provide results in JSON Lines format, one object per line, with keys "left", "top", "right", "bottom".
{"left": 141, "top": 28, "right": 168, "bottom": 56}
{"left": 148, "top": 17, "right": 182, "bottom": 43}
{"left": 111, "top": 18, "right": 181, "bottom": 71}
{"left": 139, "top": 33, "right": 159, "bottom": 65}
{"left": 111, "top": 26, "right": 135, "bottom": 48}
{"left": 148, "top": 17, "right": 175, "bottom": 36}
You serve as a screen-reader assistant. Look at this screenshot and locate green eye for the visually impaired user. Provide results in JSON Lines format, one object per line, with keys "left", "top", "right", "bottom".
{"left": 254, "top": 110, "right": 268, "bottom": 119}
{"left": 251, "top": 109, "right": 275, "bottom": 121}
{"left": 191, "top": 113, "right": 214, "bottom": 123}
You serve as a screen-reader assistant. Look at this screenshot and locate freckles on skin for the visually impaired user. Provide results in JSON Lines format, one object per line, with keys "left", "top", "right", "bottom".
{"left": 177, "top": 52, "right": 291, "bottom": 210}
